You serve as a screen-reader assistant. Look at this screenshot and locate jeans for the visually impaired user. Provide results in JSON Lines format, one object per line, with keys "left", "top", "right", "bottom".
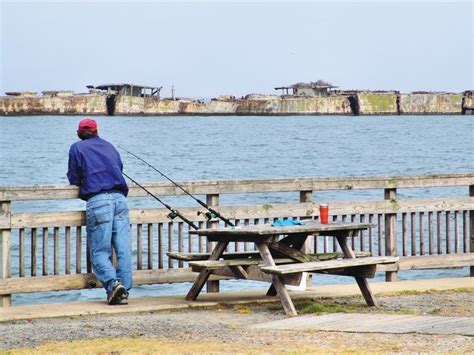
{"left": 86, "top": 192, "right": 132, "bottom": 294}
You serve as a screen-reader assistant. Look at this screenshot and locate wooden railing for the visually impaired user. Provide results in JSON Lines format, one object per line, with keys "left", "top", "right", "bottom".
{"left": 1, "top": 173, "right": 473, "bottom": 306}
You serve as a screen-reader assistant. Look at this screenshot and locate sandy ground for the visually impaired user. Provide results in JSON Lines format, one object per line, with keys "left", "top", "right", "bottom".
{"left": 1, "top": 290, "right": 473, "bottom": 354}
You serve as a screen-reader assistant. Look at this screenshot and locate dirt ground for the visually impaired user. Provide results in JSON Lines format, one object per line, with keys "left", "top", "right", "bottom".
{"left": 1, "top": 289, "right": 473, "bottom": 354}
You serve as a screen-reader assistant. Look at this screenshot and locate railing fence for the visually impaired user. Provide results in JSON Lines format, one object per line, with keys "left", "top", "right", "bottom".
{"left": 1, "top": 174, "right": 473, "bottom": 307}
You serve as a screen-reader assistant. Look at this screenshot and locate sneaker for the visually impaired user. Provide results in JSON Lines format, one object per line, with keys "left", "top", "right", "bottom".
{"left": 107, "top": 281, "right": 126, "bottom": 305}
{"left": 120, "top": 291, "right": 129, "bottom": 305}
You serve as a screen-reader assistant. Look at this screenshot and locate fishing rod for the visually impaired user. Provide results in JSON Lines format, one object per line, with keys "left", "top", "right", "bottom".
{"left": 119, "top": 146, "right": 235, "bottom": 227}
{"left": 122, "top": 171, "right": 199, "bottom": 230}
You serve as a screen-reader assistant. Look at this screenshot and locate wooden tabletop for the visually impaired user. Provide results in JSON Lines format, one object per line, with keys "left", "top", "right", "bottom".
{"left": 190, "top": 221, "right": 372, "bottom": 237}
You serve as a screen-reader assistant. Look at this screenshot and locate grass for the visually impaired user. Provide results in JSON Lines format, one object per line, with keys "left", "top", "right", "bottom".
{"left": 264, "top": 287, "right": 474, "bottom": 316}
{"left": 379, "top": 287, "right": 474, "bottom": 297}
{"left": 4, "top": 338, "right": 249, "bottom": 355}
{"left": 267, "top": 298, "right": 367, "bottom": 315}
{"left": 2, "top": 337, "right": 411, "bottom": 355}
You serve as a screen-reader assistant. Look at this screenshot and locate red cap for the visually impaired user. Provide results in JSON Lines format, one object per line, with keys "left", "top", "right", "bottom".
{"left": 77, "top": 118, "right": 98, "bottom": 133}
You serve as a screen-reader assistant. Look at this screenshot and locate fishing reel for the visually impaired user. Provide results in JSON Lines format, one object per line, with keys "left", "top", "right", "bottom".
{"left": 168, "top": 210, "right": 179, "bottom": 220}
{"left": 197, "top": 210, "right": 217, "bottom": 220}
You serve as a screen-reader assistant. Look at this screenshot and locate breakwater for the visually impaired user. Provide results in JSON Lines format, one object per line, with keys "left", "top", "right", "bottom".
{"left": 0, "top": 90, "right": 472, "bottom": 116}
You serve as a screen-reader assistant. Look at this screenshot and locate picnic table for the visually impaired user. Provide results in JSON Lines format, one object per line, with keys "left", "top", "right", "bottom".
{"left": 180, "top": 221, "right": 398, "bottom": 316}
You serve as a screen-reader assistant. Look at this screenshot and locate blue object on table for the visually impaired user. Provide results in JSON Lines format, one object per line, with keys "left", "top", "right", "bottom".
{"left": 271, "top": 219, "right": 305, "bottom": 227}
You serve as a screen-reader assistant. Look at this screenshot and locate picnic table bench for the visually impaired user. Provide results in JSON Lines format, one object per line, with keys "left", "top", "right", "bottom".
{"left": 168, "top": 250, "right": 372, "bottom": 285}
{"left": 179, "top": 221, "right": 399, "bottom": 316}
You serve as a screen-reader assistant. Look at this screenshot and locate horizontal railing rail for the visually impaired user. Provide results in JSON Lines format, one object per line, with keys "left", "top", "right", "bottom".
{"left": 1, "top": 197, "right": 473, "bottom": 228}
{"left": 0, "top": 173, "right": 473, "bottom": 307}
{"left": 1, "top": 173, "right": 473, "bottom": 201}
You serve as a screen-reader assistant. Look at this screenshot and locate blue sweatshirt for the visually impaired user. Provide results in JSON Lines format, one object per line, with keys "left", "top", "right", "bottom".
{"left": 67, "top": 136, "right": 129, "bottom": 201}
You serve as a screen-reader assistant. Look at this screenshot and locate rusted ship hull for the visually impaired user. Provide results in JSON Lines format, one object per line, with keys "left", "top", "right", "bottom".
{"left": 0, "top": 91, "right": 472, "bottom": 116}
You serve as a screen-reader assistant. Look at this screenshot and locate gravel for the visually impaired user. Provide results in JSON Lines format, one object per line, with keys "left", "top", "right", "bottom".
{"left": 1, "top": 291, "right": 473, "bottom": 353}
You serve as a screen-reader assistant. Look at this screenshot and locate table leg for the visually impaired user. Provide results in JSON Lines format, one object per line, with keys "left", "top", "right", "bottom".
{"left": 336, "top": 233, "right": 378, "bottom": 307}
{"left": 256, "top": 243, "right": 297, "bottom": 316}
{"left": 266, "top": 234, "right": 309, "bottom": 296}
{"left": 185, "top": 242, "right": 228, "bottom": 301}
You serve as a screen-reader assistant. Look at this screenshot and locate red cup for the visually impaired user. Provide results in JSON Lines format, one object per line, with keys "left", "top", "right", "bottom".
{"left": 319, "top": 204, "right": 329, "bottom": 224}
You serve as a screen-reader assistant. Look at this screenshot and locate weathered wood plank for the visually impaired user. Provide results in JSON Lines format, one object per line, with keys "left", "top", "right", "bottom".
{"left": 193, "top": 221, "right": 371, "bottom": 238}
{"left": 167, "top": 250, "right": 261, "bottom": 261}
{"left": 428, "top": 212, "right": 433, "bottom": 255}
{"left": 398, "top": 253, "right": 474, "bottom": 270}
{"left": 1, "top": 173, "right": 473, "bottom": 201}
{"left": 158, "top": 223, "right": 163, "bottom": 269}
{"left": 446, "top": 211, "right": 451, "bottom": 254}
{"left": 336, "top": 233, "right": 378, "bottom": 307}
{"left": 410, "top": 212, "right": 416, "bottom": 256}
{"left": 31, "top": 228, "right": 37, "bottom": 277}
{"left": 0, "top": 268, "right": 228, "bottom": 295}
{"left": 7, "top": 197, "right": 473, "bottom": 229}
{"left": 256, "top": 242, "right": 297, "bottom": 316}
{"left": 205, "top": 193, "right": 220, "bottom": 293}
{"left": 420, "top": 212, "right": 425, "bottom": 255}
{"left": 178, "top": 222, "right": 184, "bottom": 268}
{"left": 377, "top": 214, "right": 383, "bottom": 256}
{"left": 192, "top": 264, "right": 302, "bottom": 286}
{"left": 147, "top": 223, "right": 153, "bottom": 270}
{"left": 385, "top": 188, "right": 397, "bottom": 282}
{"left": 65, "top": 226, "right": 71, "bottom": 274}
{"left": 402, "top": 213, "right": 407, "bottom": 256}
{"left": 463, "top": 211, "right": 468, "bottom": 253}
{"left": 469, "top": 185, "right": 474, "bottom": 277}
{"left": 229, "top": 265, "right": 248, "bottom": 279}
{"left": 168, "top": 222, "right": 173, "bottom": 269}
{"left": 368, "top": 214, "right": 374, "bottom": 255}
{"left": 260, "top": 256, "right": 399, "bottom": 275}
{"left": 19, "top": 228, "right": 25, "bottom": 277}
{"left": 185, "top": 242, "right": 228, "bottom": 301}
{"left": 0, "top": 201, "right": 11, "bottom": 306}
{"left": 75, "top": 226, "right": 81, "bottom": 274}
{"left": 53, "top": 227, "right": 59, "bottom": 275}
{"left": 167, "top": 250, "right": 369, "bottom": 262}
{"left": 86, "top": 228, "right": 91, "bottom": 273}
{"left": 137, "top": 224, "right": 142, "bottom": 270}
{"left": 437, "top": 211, "right": 442, "bottom": 254}
{"left": 315, "top": 265, "right": 378, "bottom": 278}
{"left": 42, "top": 227, "right": 48, "bottom": 276}
{"left": 190, "top": 259, "right": 260, "bottom": 270}
{"left": 268, "top": 241, "right": 313, "bottom": 263}
{"left": 454, "top": 211, "right": 459, "bottom": 253}
{"left": 189, "top": 252, "right": 373, "bottom": 271}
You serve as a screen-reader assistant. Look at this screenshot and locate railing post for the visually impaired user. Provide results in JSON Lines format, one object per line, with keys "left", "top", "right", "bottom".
{"left": 384, "top": 188, "right": 398, "bottom": 281}
{"left": 300, "top": 190, "right": 313, "bottom": 287}
{"left": 206, "top": 193, "right": 220, "bottom": 293}
{"left": 470, "top": 185, "right": 474, "bottom": 277}
{"left": 0, "top": 201, "right": 12, "bottom": 306}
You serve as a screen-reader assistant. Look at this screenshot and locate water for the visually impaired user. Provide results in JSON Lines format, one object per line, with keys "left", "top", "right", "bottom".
{"left": 0, "top": 115, "right": 472, "bottom": 304}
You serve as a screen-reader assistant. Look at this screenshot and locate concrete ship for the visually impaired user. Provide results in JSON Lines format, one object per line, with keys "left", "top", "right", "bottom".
{"left": 0, "top": 81, "right": 472, "bottom": 116}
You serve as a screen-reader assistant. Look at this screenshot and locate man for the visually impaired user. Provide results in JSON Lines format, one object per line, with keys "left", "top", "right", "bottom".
{"left": 67, "top": 118, "right": 132, "bottom": 305}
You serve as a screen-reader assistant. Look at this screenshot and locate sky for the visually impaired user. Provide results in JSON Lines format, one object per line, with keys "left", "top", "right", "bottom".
{"left": 1, "top": 1, "right": 473, "bottom": 98}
